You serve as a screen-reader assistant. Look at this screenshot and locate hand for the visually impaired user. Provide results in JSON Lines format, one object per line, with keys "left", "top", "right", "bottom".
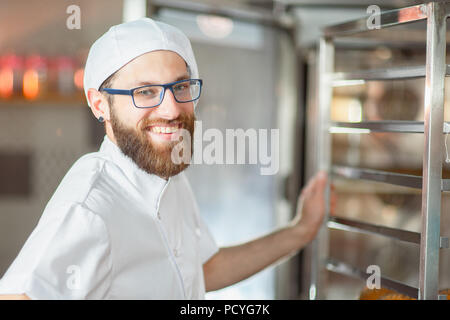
{"left": 290, "top": 171, "right": 337, "bottom": 244}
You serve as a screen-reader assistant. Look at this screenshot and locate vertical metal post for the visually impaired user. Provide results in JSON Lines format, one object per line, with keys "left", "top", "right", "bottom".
{"left": 310, "top": 37, "right": 334, "bottom": 300}
{"left": 123, "top": 0, "right": 147, "bottom": 22}
{"left": 419, "top": 1, "right": 446, "bottom": 300}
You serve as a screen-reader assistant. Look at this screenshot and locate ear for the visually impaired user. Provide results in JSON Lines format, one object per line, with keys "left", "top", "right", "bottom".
{"left": 87, "top": 88, "right": 111, "bottom": 122}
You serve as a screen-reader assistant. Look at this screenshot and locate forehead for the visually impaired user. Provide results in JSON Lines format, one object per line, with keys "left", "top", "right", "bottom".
{"left": 116, "top": 50, "right": 189, "bottom": 84}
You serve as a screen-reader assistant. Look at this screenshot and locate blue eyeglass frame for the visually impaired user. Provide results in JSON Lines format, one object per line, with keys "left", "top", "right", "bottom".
{"left": 100, "top": 78, "right": 203, "bottom": 109}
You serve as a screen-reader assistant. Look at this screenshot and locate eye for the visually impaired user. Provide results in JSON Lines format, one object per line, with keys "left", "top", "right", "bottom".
{"left": 135, "top": 88, "right": 158, "bottom": 96}
{"left": 174, "top": 83, "right": 190, "bottom": 91}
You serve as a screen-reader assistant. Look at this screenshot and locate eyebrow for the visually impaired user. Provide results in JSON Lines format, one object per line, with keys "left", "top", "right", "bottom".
{"left": 134, "top": 74, "right": 190, "bottom": 87}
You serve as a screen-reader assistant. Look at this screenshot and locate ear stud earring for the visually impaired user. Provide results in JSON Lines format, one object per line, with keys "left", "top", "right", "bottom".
{"left": 98, "top": 116, "right": 104, "bottom": 123}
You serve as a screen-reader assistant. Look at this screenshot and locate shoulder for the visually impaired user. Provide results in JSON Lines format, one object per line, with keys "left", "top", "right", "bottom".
{"left": 38, "top": 200, "right": 109, "bottom": 235}
{"left": 45, "top": 150, "right": 126, "bottom": 211}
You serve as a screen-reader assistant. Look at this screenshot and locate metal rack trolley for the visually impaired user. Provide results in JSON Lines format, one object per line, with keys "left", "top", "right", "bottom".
{"left": 312, "top": 1, "right": 450, "bottom": 300}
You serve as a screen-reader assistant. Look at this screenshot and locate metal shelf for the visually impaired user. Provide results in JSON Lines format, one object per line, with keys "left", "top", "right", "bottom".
{"left": 333, "top": 166, "right": 450, "bottom": 191}
{"left": 333, "top": 178, "right": 423, "bottom": 194}
{"left": 332, "top": 165, "right": 450, "bottom": 191}
{"left": 332, "top": 65, "right": 450, "bottom": 86}
{"left": 328, "top": 216, "right": 421, "bottom": 245}
{"left": 330, "top": 121, "right": 450, "bottom": 133}
{"left": 332, "top": 166, "right": 422, "bottom": 189}
{"left": 310, "top": 1, "right": 449, "bottom": 300}
{"left": 325, "top": 258, "right": 419, "bottom": 299}
{"left": 323, "top": 3, "right": 429, "bottom": 37}
{"left": 330, "top": 216, "right": 449, "bottom": 248}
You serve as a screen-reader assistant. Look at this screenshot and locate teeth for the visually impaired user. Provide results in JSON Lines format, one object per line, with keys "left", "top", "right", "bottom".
{"left": 151, "top": 126, "right": 179, "bottom": 134}
{"left": 167, "top": 126, "right": 178, "bottom": 133}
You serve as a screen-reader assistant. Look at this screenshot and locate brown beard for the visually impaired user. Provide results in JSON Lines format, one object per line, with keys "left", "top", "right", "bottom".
{"left": 110, "top": 108, "right": 195, "bottom": 179}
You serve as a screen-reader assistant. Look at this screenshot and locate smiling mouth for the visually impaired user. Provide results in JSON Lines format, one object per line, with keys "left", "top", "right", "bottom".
{"left": 145, "top": 123, "right": 182, "bottom": 134}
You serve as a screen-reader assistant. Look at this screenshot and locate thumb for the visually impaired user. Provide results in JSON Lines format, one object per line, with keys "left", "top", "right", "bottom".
{"left": 313, "top": 171, "right": 328, "bottom": 192}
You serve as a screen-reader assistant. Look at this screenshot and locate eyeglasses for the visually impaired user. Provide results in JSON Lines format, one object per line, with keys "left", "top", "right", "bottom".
{"left": 101, "top": 78, "right": 203, "bottom": 109}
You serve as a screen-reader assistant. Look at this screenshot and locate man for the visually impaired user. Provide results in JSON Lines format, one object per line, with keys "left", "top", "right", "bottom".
{"left": 0, "top": 18, "right": 335, "bottom": 299}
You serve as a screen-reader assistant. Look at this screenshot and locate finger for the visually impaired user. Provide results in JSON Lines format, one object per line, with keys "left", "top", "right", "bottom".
{"left": 317, "top": 171, "right": 328, "bottom": 183}
{"left": 330, "top": 193, "right": 337, "bottom": 205}
{"left": 330, "top": 190, "right": 337, "bottom": 200}
{"left": 300, "top": 176, "right": 316, "bottom": 197}
{"left": 330, "top": 206, "right": 337, "bottom": 216}
{"left": 330, "top": 200, "right": 337, "bottom": 212}
{"left": 330, "top": 191, "right": 337, "bottom": 201}
{"left": 329, "top": 204, "right": 334, "bottom": 215}
{"left": 312, "top": 171, "right": 327, "bottom": 193}
{"left": 330, "top": 202, "right": 337, "bottom": 213}
{"left": 330, "top": 197, "right": 337, "bottom": 209}
{"left": 330, "top": 187, "right": 337, "bottom": 199}
{"left": 300, "top": 171, "right": 328, "bottom": 200}
{"left": 331, "top": 196, "right": 337, "bottom": 205}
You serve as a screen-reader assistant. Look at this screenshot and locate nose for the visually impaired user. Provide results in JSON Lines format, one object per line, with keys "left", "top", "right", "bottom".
{"left": 154, "top": 87, "right": 181, "bottom": 120}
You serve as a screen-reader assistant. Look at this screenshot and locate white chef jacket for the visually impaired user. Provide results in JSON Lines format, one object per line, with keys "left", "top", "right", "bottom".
{"left": 0, "top": 135, "right": 219, "bottom": 299}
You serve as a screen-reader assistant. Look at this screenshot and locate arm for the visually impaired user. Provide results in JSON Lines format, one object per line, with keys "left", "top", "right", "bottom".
{"left": 203, "top": 171, "right": 336, "bottom": 292}
{"left": 203, "top": 225, "right": 309, "bottom": 292}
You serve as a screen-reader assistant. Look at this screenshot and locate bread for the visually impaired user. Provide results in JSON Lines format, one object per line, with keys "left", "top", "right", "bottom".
{"left": 380, "top": 293, "right": 416, "bottom": 300}
{"left": 359, "top": 286, "right": 395, "bottom": 300}
{"left": 360, "top": 286, "right": 450, "bottom": 300}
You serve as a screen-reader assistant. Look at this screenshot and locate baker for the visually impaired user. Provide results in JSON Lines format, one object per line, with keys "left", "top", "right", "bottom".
{"left": 0, "top": 18, "right": 335, "bottom": 299}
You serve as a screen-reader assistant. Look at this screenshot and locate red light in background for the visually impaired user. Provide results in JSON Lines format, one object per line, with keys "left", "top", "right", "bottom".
{"left": 74, "top": 68, "right": 84, "bottom": 90}
{"left": 23, "top": 69, "right": 39, "bottom": 100}
{"left": 0, "top": 53, "right": 84, "bottom": 101}
{"left": 22, "top": 55, "right": 48, "bottom": 100}
{"left": 0, "top": 68, "right": 13, "bottom": 98}
{"left": 0, "top": 54, "right": 24, "bottom": 99}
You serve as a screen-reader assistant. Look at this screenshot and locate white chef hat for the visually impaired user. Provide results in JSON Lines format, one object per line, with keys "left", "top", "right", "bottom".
{"left": 83, "top": 17, "right": 199, "bottom": 107}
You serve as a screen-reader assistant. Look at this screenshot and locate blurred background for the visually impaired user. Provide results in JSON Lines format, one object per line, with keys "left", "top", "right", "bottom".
{"left": 1, "top": 0, "right": 449, "bottom": 300}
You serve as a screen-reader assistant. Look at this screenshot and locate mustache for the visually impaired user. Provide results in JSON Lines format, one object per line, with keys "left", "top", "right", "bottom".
{"left": 140, "top": 112, "right": 194, "bottom": 130}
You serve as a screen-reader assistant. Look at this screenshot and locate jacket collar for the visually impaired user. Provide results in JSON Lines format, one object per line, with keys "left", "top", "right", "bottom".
{"left": 99, "top": 135, "right": 171, "bottom": 212}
